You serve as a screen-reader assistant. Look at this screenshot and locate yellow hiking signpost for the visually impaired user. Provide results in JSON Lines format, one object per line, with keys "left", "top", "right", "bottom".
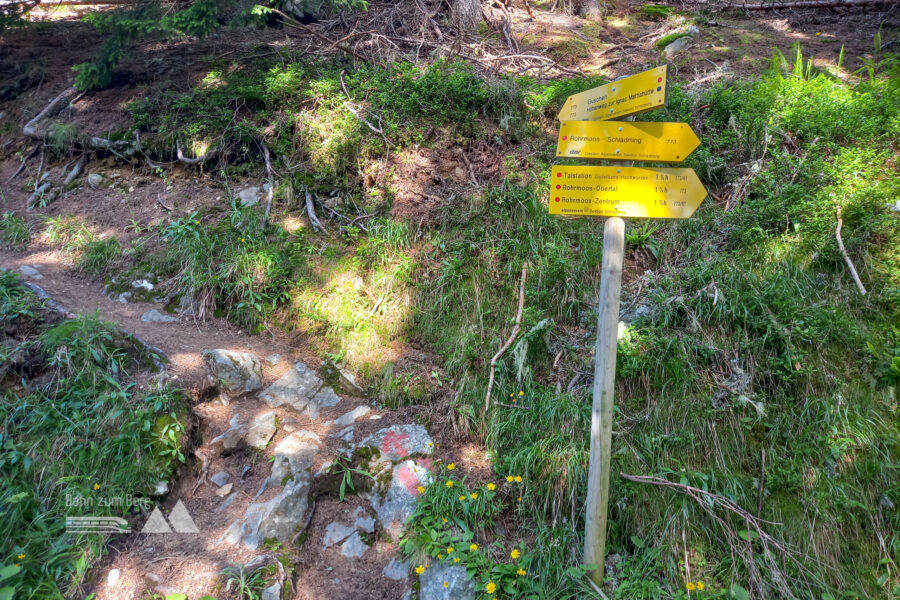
{"left": 557, "top": 65, "right": 668, "bottom": 122}
{"left": 550, "top": 166, "right": 706, "bottom": 218}
{"left": 556, "top": 121, "right": 701, "bottom": 162}
{"left": 549, "top": 66, "right": 708, "bottom": 588}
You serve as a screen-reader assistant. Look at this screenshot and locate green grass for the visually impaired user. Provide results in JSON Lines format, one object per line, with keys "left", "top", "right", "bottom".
{"left": 0, "top": 211, "right": 30, "bottom": 248}
{"left": 0, "top": 271, "right": 187, "bottom": 599}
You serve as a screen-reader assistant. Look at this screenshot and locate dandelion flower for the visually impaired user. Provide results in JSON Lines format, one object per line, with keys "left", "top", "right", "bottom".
{"left": 446, "top": 480, "right": 454, "bottom": 488}
{"left": 447, "top": 547, "right": 454, "bottom": 554}
{"left": 442, "top": 517, "right": 448, "bottom": 523}
{"left": 453, "top": 557, "right": 460, "bottom": 563}
{"left": 426, "top": 441, "right": 433, "bottom": 447}
{"left": 443, "top": 582, "right": 449, "bottom": 588}
{"left": 511, "top": 549, "right": 521, "bottom": 559}
{"left": 485, "top": 581, "right": 496, "bottom": 594}
{"left": 447, "top": 463, "right": 456, "bottom": 471}
{"left": 17, "top": 554, "right": 25, "bottom": 560}
{"left": 506, "top": 475, "right": 514, "bottom": 482}
{"left": 459, "top": 495, "right": 466, "bottom": 501}
{"left": 517, "top": 496, "right": 522, "bottom": 502}
{"left": 195, "top": 220, "right": 200, "bottom": 225}
{"left": 514, "top": 476, "right": 522, "bottom": 483}
{"left": 93, "top": 483, "right": 100, "bottom": 490}
{"left": 415, "top": 565, "right": 425, "bottom": 575}
{"left": 438, "top": 554, "right": 443, "bottom": 559}
{"left": 470, "top": 492, "right": 478, "bottom": 500}
{"left": 417, "top": 485, "right": 425, "bottom": 494}
{"left": 510, "top": 392, "right": 514, "bottom": 397}
{"left": 519, "top": 391, "right": 524, "bottom": 396}
{"left": 517, "top": 568, "right": 526, "bottom": 576}
{"left": 469, "top": 543, "right": 478, "bottom": 551}
{"left": 487, "top": 483, "right": 495, "bottom": 491}
{"left": 686, "top": 582, "right": 696, "bottom": 591}
{"left": 697, "top": 582, "right": 705, "bottom": 591}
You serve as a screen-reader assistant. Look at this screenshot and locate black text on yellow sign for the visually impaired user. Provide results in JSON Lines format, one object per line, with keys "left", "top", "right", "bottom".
{"left": 549, "top": 165, "right": 707, "bottom": 219}
{"left": 557, "top": 65, "right": 668, "bottom": 122}
{"left": 556, "top": 121, "right": 701, "bottom": 162}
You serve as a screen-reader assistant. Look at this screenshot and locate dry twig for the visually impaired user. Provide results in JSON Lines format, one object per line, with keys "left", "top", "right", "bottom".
{"left": 835, "top": 204, "right": 867, "bottom": 295}
{"left": 484, "top": 263, "right": 528, "bottom": 413}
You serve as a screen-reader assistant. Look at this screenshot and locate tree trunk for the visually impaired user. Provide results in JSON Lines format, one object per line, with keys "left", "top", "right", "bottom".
{"left": 452, "top": 0, "right": 482, "bottom": 36}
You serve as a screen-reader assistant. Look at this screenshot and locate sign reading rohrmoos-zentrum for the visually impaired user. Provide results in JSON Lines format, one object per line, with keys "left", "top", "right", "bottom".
{"left": 550, "top": 165, "right": 706, "bottom": 219}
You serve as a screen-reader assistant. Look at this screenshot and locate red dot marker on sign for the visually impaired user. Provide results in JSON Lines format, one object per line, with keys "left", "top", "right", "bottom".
{"left": 554, "top": 197, "right": 560, "bottom": 202}
{"left": 562, "top": 136, "right": 567, "bottom": 140}
{"left": 658, "top": 77, "right": 662, "bottom": 82}
{"left": 556, "top": 185, "right": 561, "bottom": 189}
{"left": 556, "top": 173, "right": 561, "bottom": 177}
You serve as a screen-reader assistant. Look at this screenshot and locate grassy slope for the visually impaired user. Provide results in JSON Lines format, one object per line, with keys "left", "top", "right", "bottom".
{"left": 4, "top": 43, "right": 899, "bottom": 599}
{"left": 0, "top": 272, "right": 188, "bottom": 599}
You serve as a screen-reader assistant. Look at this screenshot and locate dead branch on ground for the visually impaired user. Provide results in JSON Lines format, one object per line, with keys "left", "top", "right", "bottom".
{"left": 484, "top": 263, "right": 528, "bottom": 414}
{"left": 835, "top": 205, "right": 867, "bottom": 295}
{"left": 260, "top": 142, "right": 275, "bottom": 229}
{"left": 305, "top": 190, "right": 327, "bottom": 234}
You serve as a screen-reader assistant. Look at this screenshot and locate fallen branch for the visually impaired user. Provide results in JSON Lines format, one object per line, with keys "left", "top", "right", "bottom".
{"left": 270, "top": 7, "right": 370, "bottom": 63}
{"left": 484, "top": 263, "right": 528, "bottom": 414}
{"left": 260, "top": 142, "right": 275, "bottom": 229}
{"left": 63, "top": 155, "right": 86, "bottom": 186}
{"left": 156, "top": 194, "right": 173, "bottom": 212}
{"left": 305, "top": 190, "right": 327, "bottom": 234}
{"left": 176, "top": 139, "right": 218, "bottom": 165}
{"left": 5, "top": 144, "right": 39, "bottom": 183}
{"left": 23, "top": 87, "right": 77, "bottom": 140}
{"left": 835, "top": 205, "right": 867, "bottom": 295}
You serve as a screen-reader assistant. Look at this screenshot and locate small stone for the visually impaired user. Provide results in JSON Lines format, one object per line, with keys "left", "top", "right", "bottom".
{"left": 131, "top": 279, "right": 154, "bottom": 292}
{"left": 246, "top": 411, "right": 277, "bottom": 449}
{"left": 241, "top": 465, "right": 252, "bottom": 480}
{"left": 176, "top": 293, "right": 198, "bottom": 317}
{"left": 354, "top": 515, "right": 376, "bottom": 534}
{"left": 323, "top": 521, "right": 356, "bottom": 548}
{"left": 216, "top": 492, "right": 239, "bottom": 513}
{"left": 237, "top": 186, "right": 261, "bottom": 207}
{"left": 87, "top": 173, "right": 104, "bottom": 188}
{"left": 382, "top": 558, "right": 408, "bottom": 581}
{"left": 266, "top": 353, "right": 281, "bottom": 366}
{"left": 106, "top": 568, "right": 121, "bottom": 588}
{"left": 453, "top": 165, "right": 466, "bottom": 180}
{"left": 210, "top": 471, "right": 230, "bottom": 487}
{"left": 117, "top": 292, "right": 131, "bottom": 303}
{"left": 154, "top": 481, "right": 169, "bottom": 495}
{"left": 261, "top": 582, "right": 281, "bottom": 600}
{"left": 418, "top": 564, "right": 475, "bottom": 600}
{"left": 141, "top": 309, "right": 178, "bottom": 323}
{"left": 18, "top": 265, "right": 42, "bottom": 279}
{"left": 334, "top": 405, "right": 370, "bottom": 427}
{"left": 210, "top": 423, "right": 247, "bottom": 452}
{"left": 332, "top": 425, "right": 354, "bottom": 443}
{"left": 203, "top": 349, "right": 263, "bottom": 395}
{"left": 216, "top": 483, "right": 233, "bottom": 497}
{"left": 340, "top": 531, "right": 367, "bottom": 558}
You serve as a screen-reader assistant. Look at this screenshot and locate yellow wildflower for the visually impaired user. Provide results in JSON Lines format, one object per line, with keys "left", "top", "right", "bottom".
{"left": 459, "top": 495, "right": 466, "bottom": 501}
{"left": 469, "top": 543, "right": 478, "bottom": 551}
{"left": 510, "top": 393, "right": 514, "bottom": 397}
{"left": 453, "top": 557, "right": 460, "bottom": 563}
{"left": 442, "top": 517, "right": 448, "bottom": 523}
{"left": 194, "top": 220, "right": 200, "bottom": 225}
{"left": 511, "top": 549, "right": 521, "bottom": 559}
{"left": 517, "top": 568, "right": 526, "bottom": 576}
{"left": 519, "top": 391, "right": 524, "bottom": 396}
{"left": 446, "top": 480, "right": 454, "bottom": 488}
{"left": 686, "top": 582, "right": 696, "bottom": 591}
{"left": 517, "top": 496, "right": 522, "bottom": 502}
{"left": 697, "top": 582, "right": 705, "bottom": 591}
{"left": 447, "top": 463, "right": 456, "bottom": 471}
{"left": 485, "top": 581, "right": 496, "bottom": 594}
{"left": 506, "top": 475, "right": 514, "bottom": 482}
{"left": 443, "top": 581, "right": 449, "bottom": 588}
{"left": 93, "top": 483, "right": 100, "bottom": 490}
{"left": 470, "top": 492, "right": 478, "bottom": 500}
{"left": 417, "top": 485, "right": 425, "bottom": 494}
{"left": 447, "top": 547, "right": 454, "bottom": 554}
{"left": 17, "top": 553, "right": 25, "bottom": 560}
{"left": 415, "top": 565, "right": 425, "bottom": 575}
{"left": 486, "top": 483, "right": 495, "bottom": 491}
{"left": 514, "top": 476, "right": 522, "bottom": 483}
{"left": 438, "top": 554, "right": 443, "bottom": 559}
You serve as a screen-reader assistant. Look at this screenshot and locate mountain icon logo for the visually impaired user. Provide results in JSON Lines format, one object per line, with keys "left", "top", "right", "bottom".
{"left": 140, "top": 500, "right": 199, "bottom": 534}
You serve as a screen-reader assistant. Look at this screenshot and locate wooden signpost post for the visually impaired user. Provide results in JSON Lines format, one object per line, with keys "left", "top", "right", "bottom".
{"left": 550, "top": 66, "right": 708, "bottom": 588}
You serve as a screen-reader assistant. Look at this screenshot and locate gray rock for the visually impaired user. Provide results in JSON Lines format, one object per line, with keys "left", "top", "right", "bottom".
{"left": 246, "top": 411, "right": 277, "bottom": 449}
{"left": 117, "top": 292, "right": 131, "bottom": 303}
{"left": 323, "top": 521, "right": 356, "bottom": 548}
{"left": 19, "top": 265, "right": 42, "bottom": 279}
{"left": 210, "top": 423, "right": 247, "bottom": 452}
{"left": 334, "top": 405, "right": 370, "bottom": 427}
{"left": 307, "top": 386, "right": 342, "bottom": 419}
{"left": 238, "top": 186, "right": 261, "bottom": 207}
{"left": 176, "top": 294, "right": 198, "bottom": 317}
{"left": 87, "top": 173, "right": 104, "bottom": 188}
{"left": 106, "top": 568, "right": 121, "bottom": 588}
{"left": 261, "top": 582, "right": 281, "bottom": 600}
{"left": 216, "top": 492, "right": 239, "bottom": 513}
{"left": 266, "top": 353, "right": 281, "bottom": 366}
{"left": 340, "top": 531, "right": 367, "bottom": 558}
{"left": 418, "top": 564, "right": 475, "bottom": 600}
{"left": 141, "top": 309, "right": 178, "bottom": 323}
{"left": 216, "top": 483, "right": 233, "bottom": 497}
{"left": 154, "top": 481, "right": 169, "bottom": 495}
{"left": 131, "top": 279, "right": 154, "bottom": 291}
{"left": 269, "top": 431, "right": 320, "bottom": 485}
{"left": 355, "top": 515, "right": 376, "bottom": 534}
{"left": 662, "top": 27, "right": 699, "bottom": 58}
{"left": 369, "top": 459, "right": 431, "bottom": 540}
{"left": 321, "top": 360, "right": 365, "bottom": 394}
{"left": 223, "top": 476, "right": 311, "bottom": 549}
{"left": 357, "top": 424, "right": 434, "bottom": 466}
{"left": 210, "top": 471, "right": 231, "bottom": 487}
{"left": 382, "top": 558, "right": 409, "bottom": 581}
{"left": 260, "top": 361, "right": 322, "bottom": 412}
{"left": 332, "top": 425, "right": 354, "bottom": 443}
{"left": 203, "top": 349, "right": 263, "bottom": 395}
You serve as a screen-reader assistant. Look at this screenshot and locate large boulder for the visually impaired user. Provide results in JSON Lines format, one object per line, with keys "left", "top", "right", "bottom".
{"left": 223, "top": 476, "right": 311, "bottom": 550}
{"left": 418, "top": 564, "right": 475, "bottom": 600}
{"left": 203, "top": 349, "right": 263, "bottom": 395}
{"left": 369, "top": 459, "right": 432, "bottom": 541}
{"left": 260, "top": 361, "right": 323, "bottom": 412}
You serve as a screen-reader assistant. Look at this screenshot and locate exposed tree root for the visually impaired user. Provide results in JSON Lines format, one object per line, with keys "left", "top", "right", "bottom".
{"left": 305, "top": 190, "right": 327, "bottom": 234}
{"left": 175, "top": 139, "right": 218, "bottom": 165}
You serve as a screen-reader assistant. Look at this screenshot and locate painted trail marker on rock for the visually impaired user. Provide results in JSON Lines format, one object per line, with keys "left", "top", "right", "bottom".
{"left": 556, "top": 121, "right": 701, "bottom": 162}
{"left": 557, "top": 65, "right": 667, "bottom": 122}
{"left": 550, "top": 165, "right": 707, "bottom": 219}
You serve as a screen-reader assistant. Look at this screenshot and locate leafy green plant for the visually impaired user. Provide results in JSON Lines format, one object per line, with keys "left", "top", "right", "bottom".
{"left": 0, "top": 212, "right": 30, "bottom": 248}
{"left": 221, "top": 564, "right": 268, "bottom": 600}
{"left": 326, "top": 454, "right": 373, "bottom": 501}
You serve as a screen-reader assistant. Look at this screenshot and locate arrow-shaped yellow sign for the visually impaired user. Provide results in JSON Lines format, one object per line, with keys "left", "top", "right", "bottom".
{"left": 549, "top": 165, "right": 706, "bottom": 218}
{"left": 557, "top": 121, "right": 701, "bottom": 162}
{"left": 557, "top": 65, "right": 667, "bottom": 122}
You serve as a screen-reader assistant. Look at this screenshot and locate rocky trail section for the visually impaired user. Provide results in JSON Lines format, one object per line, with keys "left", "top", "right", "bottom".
{"left": 0, "top": 251, "right": 468, "bottom": 600}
